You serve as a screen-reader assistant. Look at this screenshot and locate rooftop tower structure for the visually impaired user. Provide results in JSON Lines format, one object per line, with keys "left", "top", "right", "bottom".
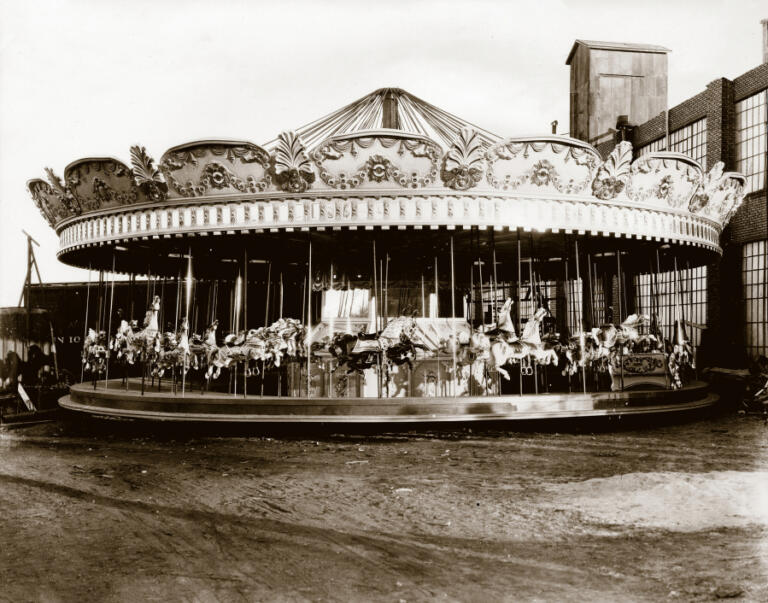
{"left": 566, "top": 40, "right": 670, "bottom": 153}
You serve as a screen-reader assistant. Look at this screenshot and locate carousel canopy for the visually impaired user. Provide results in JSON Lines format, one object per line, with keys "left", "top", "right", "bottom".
{"left": 27, "top": 88, "right": 746, "bottom": 276}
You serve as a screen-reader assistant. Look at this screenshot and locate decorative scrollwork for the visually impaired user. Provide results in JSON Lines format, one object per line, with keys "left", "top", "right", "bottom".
{"left": 486, "top": 139, "right": 598, "bottom": 193}
{"left": 27, "top": 180, "right": 59, "bottom": 227}
{"left": 312, "top": 134, "right": 441, "bottom": 189}
{"left": 627, "top": 154, "right": 702, "bottom": 209}
{"left": 65, "top": 160, "right": 137, "bottom": 212}
{"left": 689, "top": 162, "right": 746, "bottom": 224}
{"left": 45, "top": 167, "right": 81, "bottom": 215}
{"left": 130, "top": 146, "right": 168, "bottom": 201}
{"left": 366, "top": 155, "right": 393, "bottom": 183}
{"left": 591, "top": 141, "right": 633, "bottom": 200}
{"left": 441, "top": 127, "right": 486, "bottom": 191}
{"left": 273, "top": 131, "right": 315, "bottom": 193}
{"left": 159, "top": 142, "right": 272, "bottom": 197}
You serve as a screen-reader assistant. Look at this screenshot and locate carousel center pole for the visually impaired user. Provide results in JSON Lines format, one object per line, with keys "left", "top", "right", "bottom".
{"left": 261, "top": 260, "right": 271, "bottom": 397}
{"left": 385, "top": 254, "right": 390, "bottom": 328}
{"left": 450, "top": 236, "right": 457, "bottom": 397}
{"left": 616, "top": 248, "right": 623, "bottom": 323}
{"left": 140, "top": 266, "right": 148, "bottom": 396}
{"left": 278, "top": 269, "right": 283, "bottom": 398}
{"left": 174, "top": 269, "right": 181, "bottom": 395}
{"left": 80, "top": 263, "right": 92, "bottom": 383}
{"left": 434, "top": 255, "right": 441, "bottom": 396}
{"left": 616, "top": 248, "right": 624, "bottom": 390}
{"left": 517, "top": 232, "right": 522, "bottom": 396}
{"left": 492, "top": 231, "right": 499, "bottom": 326}
{"left": 574, "top": 239, "right": 587, "bottom": 394}
{"left": 306, "top": 234, "right": 312, "bottom": 398}
{"left": 564, "top": 241, "right": 571, "bottom": 393}
{"left": 655, "top": 248, "right": 665, "bottom": 341}
{"left": 372, "top": 240, "right": 380, "bottom": 398}
{"left": 94, "top": 269, "right": 104, "bottom": 389}
{"left": 105, "top": 253, "right": 116, "bottom": 388}
{"left": 243, "top": 247, "right": 248, "bottom": 398}
{"left": 421, "top": 274, "right": 425, "bottom": 318}
{"left": 182, "top": 247, "right": 192, "bottom": 398}
{"left": 529, "top": 250, "right": 538, "bottom": 395}
{"left": 477, "top": 254, "right": 488, "bottom": 394}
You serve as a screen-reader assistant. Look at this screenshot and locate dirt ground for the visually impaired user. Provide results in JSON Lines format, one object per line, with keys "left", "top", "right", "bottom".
{"left": 1, "top": 411, "right": 767, "bottom": 602}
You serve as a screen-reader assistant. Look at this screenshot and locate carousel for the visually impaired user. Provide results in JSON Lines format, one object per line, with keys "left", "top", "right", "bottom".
{"left": 27, "top": 88, "right": 746, "bottom": 423}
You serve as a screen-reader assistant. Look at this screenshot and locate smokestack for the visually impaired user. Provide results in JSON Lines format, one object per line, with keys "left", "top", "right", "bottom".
{"left": 763, "top": 19, "right": 768, "bottom": 64}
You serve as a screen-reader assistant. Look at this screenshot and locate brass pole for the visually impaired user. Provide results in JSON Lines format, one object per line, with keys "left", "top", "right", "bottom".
{"left": 575, "top": 239, "right": 587, "bottom": 394}
{"left": 450, "top": 236, "right": 457, "bottom": 397}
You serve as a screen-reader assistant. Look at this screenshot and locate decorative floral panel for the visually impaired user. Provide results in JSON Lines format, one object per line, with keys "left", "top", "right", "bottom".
{"left": 64, "top": 158, "right": 141, "bottom": 212}
{"left": 626, "top": 152, "right": 702, "bottom": 210}
{"left": 311, "top": 131, "right": 442, "bottom": 190}
{"left": 688, "top": 162, "right": 746, "bottom": 224}
{"left": 159, "top": 141, "right": 272, "bottom": 198}
{"left": 486, "top": 137, "right": 600, "bottom": 195}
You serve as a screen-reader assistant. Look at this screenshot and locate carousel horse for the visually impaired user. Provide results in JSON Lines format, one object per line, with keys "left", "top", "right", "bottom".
{"left": 129, "top": 295, "right": 162, "bottom": 364}
{"left": 154, "top": 318, "right": 191, "bottom": 378}
{"left": 330, "top": 331, "right": 380, "bottom": 374}
{"left": 199, "top": 320, "right": 223, "bottom": 380}
{"left": 489, "top": 307, "right": 554, "bottom": 380}
{"left": 82, "top": 329, "right": 108, "bottom": 375}
{"left": 111, "top": 319, "right": 137, "bottom": 364}
{"left": 385, "top": 331, "right": 429, "bottom": 370}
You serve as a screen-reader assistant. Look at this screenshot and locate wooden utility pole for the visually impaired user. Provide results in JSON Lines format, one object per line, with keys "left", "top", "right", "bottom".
{"left": 18, "top": 231, "right": 43, "bottom": 362}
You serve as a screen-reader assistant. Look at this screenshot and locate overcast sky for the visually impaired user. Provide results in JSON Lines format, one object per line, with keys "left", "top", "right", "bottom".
{"left": 1, "top": 0, "right": 765, "bottom": 305}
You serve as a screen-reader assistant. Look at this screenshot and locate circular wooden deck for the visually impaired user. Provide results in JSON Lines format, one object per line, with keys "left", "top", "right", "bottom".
{"left": 60, "top": 379, "right": 718, "bottom": 424}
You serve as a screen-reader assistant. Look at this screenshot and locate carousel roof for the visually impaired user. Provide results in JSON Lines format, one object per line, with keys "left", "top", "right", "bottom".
{"left": 26, "top": 87, "right": 747, "bottom": 272}
{"left": 262, "top": 88, "right": 501, "bottom": 151}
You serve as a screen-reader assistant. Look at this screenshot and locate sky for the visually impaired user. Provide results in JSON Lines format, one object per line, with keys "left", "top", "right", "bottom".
{"left": 0, "top": 0, "right": 765, "bottom": 306}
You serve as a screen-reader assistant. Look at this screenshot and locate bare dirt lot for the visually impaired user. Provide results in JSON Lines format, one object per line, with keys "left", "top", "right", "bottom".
{"left": 1, "top": 411, "right": 767, "bottom": 602}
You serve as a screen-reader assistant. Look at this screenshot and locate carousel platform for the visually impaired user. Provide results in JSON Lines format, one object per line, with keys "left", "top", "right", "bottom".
{"left": 60, "top": 379, "right": 717, "bottom": 424}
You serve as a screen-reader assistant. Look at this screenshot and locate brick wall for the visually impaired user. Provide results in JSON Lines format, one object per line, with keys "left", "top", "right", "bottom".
{"left": 728, "top": 191, "right": 768, "bottom": 244}
{"left": 734, "top": 62, "right": 768, "bottom": 101}
{"left": 620, "top": 61, "right": 767, "bottom": 367}
{"left": 632, "top": 89, "right": 708, "bottom": 149}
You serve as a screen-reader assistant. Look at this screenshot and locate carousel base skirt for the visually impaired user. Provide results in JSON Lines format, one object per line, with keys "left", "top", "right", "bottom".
{"left": 60, "top": 379, "right": 717, "bottom": 424}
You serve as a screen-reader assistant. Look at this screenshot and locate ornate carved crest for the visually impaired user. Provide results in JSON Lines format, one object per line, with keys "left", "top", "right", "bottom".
{"left": 312, "top": 133, "right": 441, "bottom": 190}
{"left": 130, "top": 146, "right": 168, "bottom": 201}
{"left": 45, "top": 167, "right": 81, "bottom": 215}
{"left": 441, "top": 128, "right": 486, "bottom": 191}
{"left": 273, "top": 131, "right": 315, "bottom": 193}
{"left": 27, "top": 179, "right": 58, "bottom": 227}
{"left": 159, "top": 142, "right": 272, "bottom": 197}
{"left": 591, "top": 141, "right": 633, "bottom": 200}
{"left": 626, "top": 153, "right": 702, "bottom": 209}
{"left": 486, "top": 138, "right": 599, "bottom": 194}
{"left": 689, "top": 162, "right": 746, "bottom": 224}
{"left": 689, "top": 162, "right": 722, "bottom": 213}
{"left": 64, "top": 160, "right": 137, "bottom": 212}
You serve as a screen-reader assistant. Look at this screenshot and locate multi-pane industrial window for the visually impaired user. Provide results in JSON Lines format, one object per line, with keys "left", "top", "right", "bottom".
{"left": 636, "top": 118, "right": 707, "bottom": 168}
{"left": 735, "top": 89, "right": 767, "bottom": 194}
{"left": 669, "top": 118, "right": 707, "bottom": 169}
{"left": 634, "top": 266, "right": 708, "bottom": 361}
{"left": 637, "top": 137, "right": 666, "bottom": 157}
{"left": 743, "top": 241, "right": 768, "bottom": 359}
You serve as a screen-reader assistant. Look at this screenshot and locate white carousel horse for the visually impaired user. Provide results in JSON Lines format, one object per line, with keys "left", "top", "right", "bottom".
{"left": 155, "top": 318, "right": 191, "bottom": 378}
{"left": 129, "top": 296, "right": 162, "bottom": 362}
{"left": 489, "top": 307, "right": 556, "bottom": 380}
